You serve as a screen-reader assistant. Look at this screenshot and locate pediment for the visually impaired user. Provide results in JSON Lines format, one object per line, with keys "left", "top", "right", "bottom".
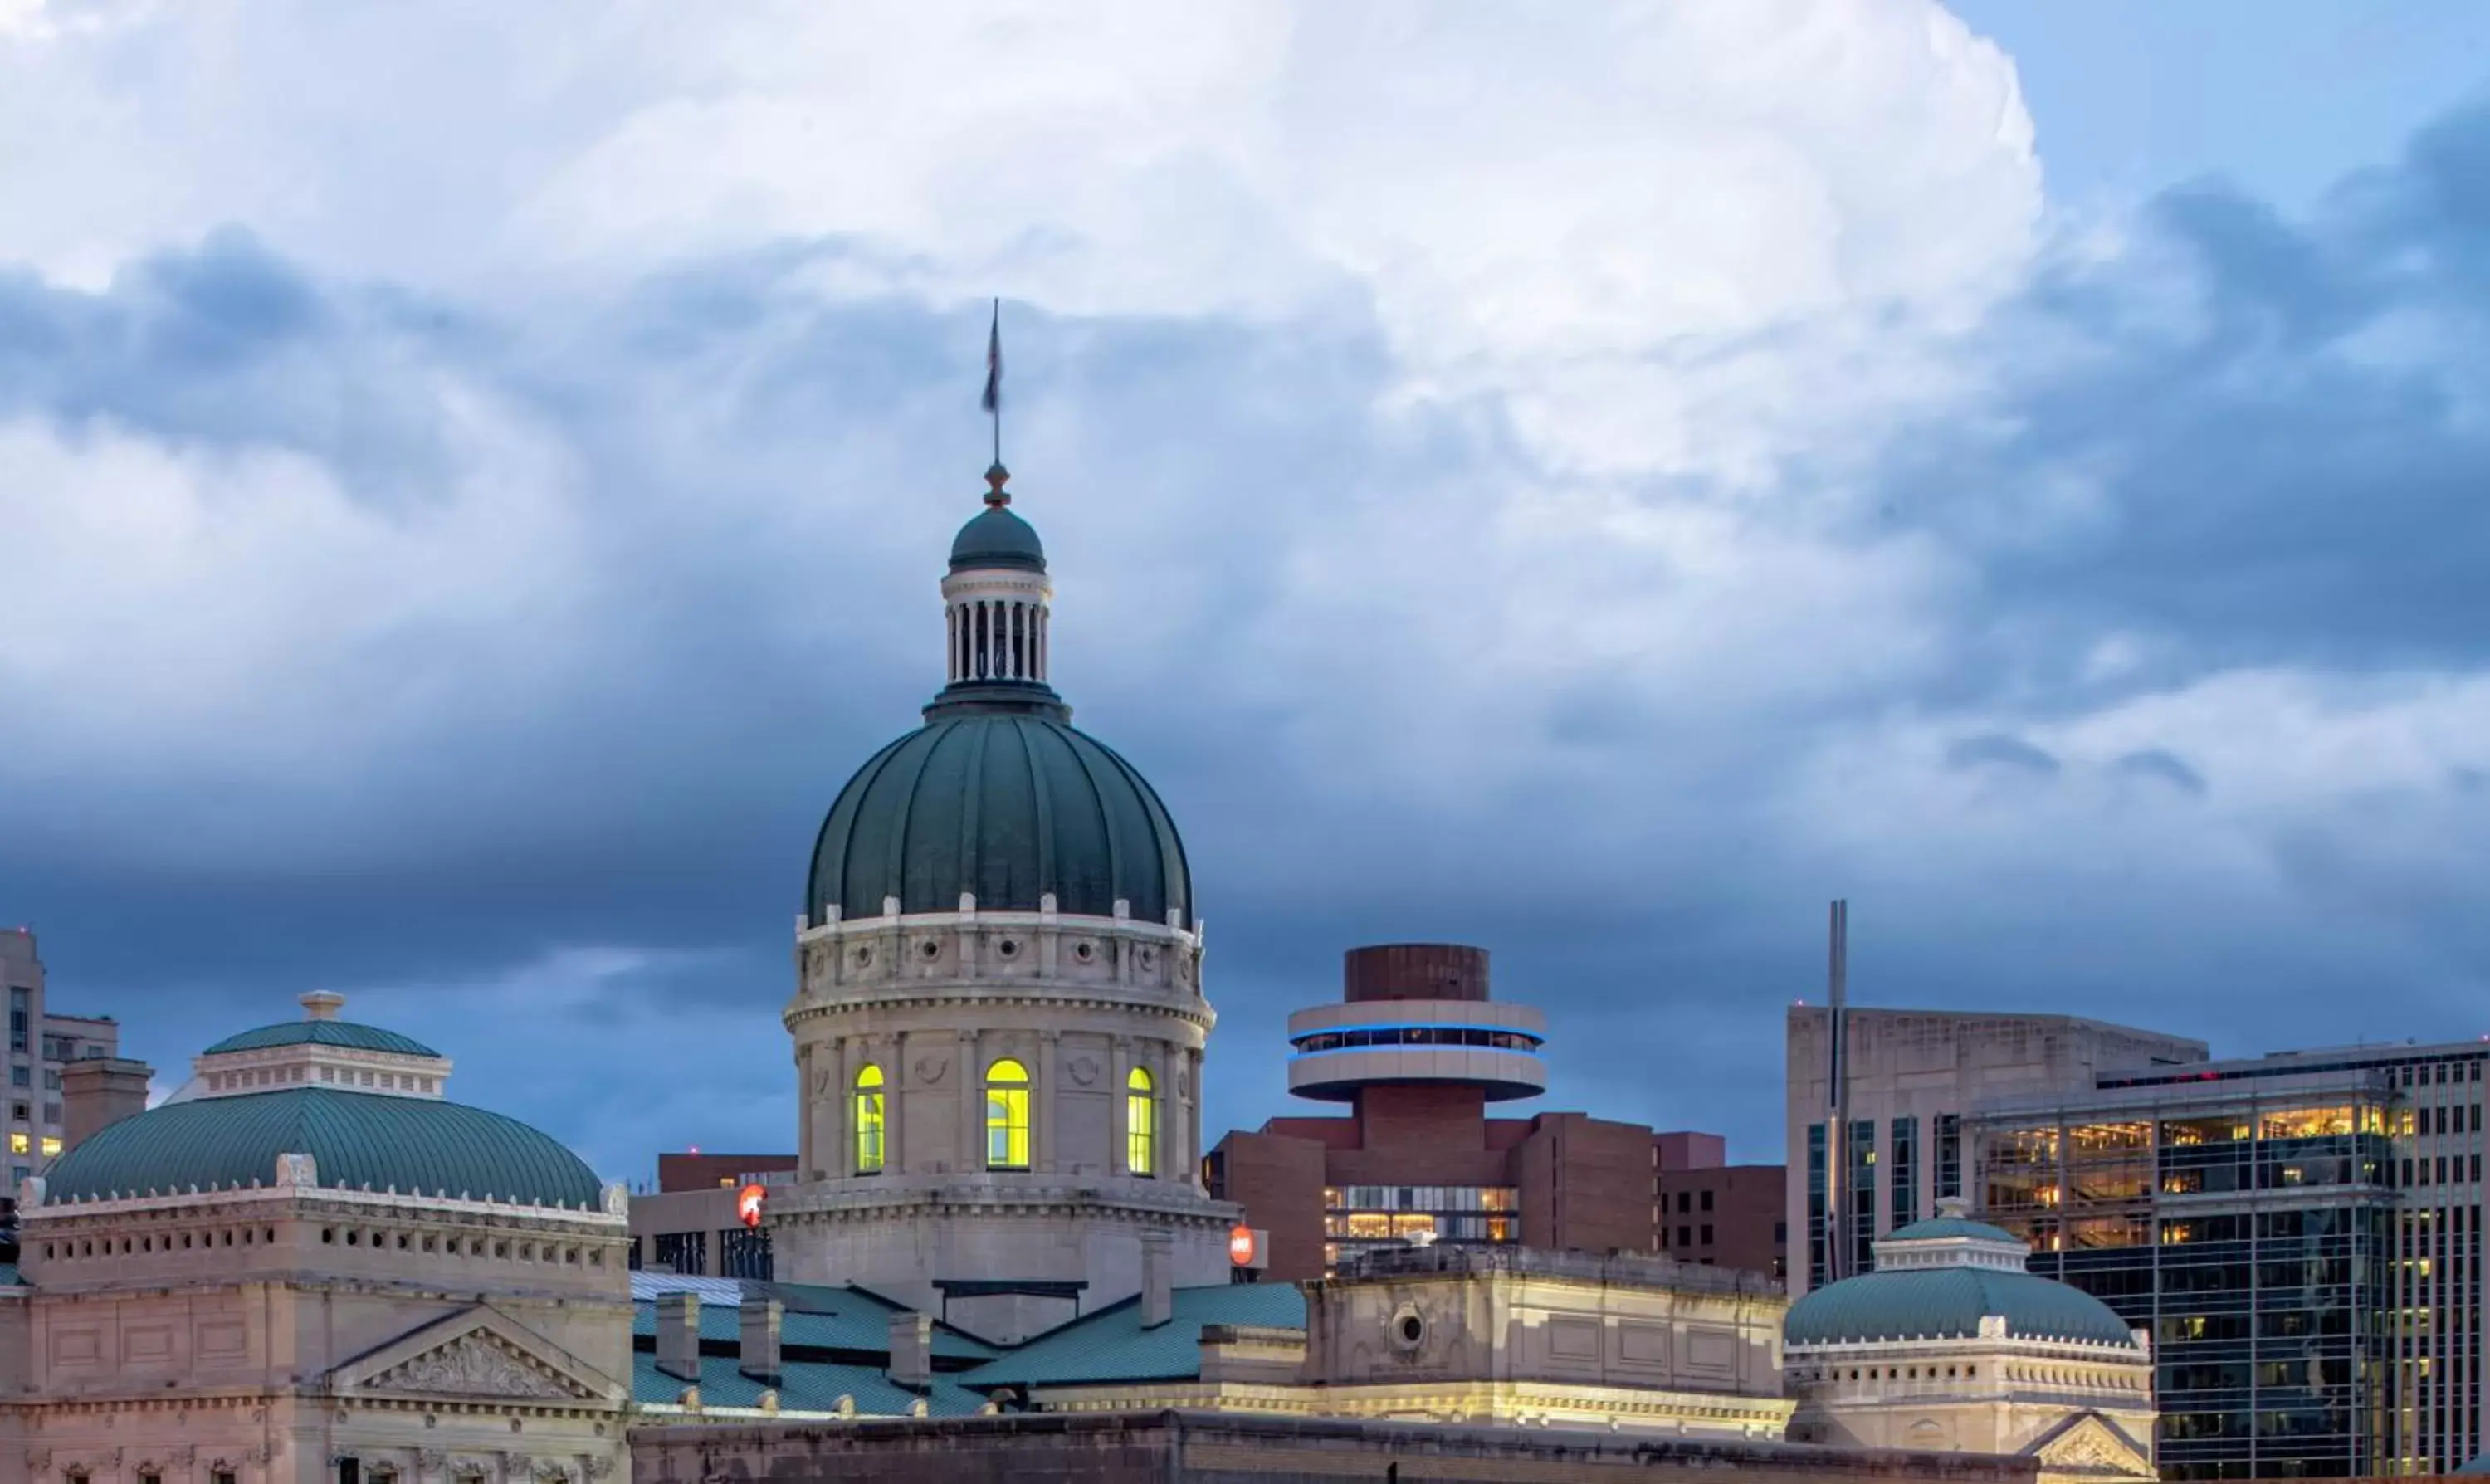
{"left": 330, "top": 1304, "right": 622, "bottom": 1405}
{"left": 2026, "top": 1412, "right": 2153, "bottom": 1478}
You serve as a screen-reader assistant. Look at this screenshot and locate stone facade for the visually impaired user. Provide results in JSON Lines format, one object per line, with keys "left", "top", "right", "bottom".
{"left": 1021, "top": 1246, "right": 1794, "bottom": 1439}
{"left": 777, "top": 896, "right": 1237, "bottom": 1342}
{"left": 0, "top": 1001, "right": 636, "bottom": 1484}
{"left": 1785, "top": 1322, "right": 2155, "bottom": 1484}
{"left": 633, "top": 1410, "right": 2044, "bottom": 1484}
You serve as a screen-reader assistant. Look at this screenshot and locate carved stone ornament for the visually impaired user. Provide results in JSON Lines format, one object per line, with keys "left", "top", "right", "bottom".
{"left": 583, "top": 1457, "right": 618, "bottom": 1479}
{"left": 23, "top": 1450, "right": 49, "bottom": 1474}
{"left": 810, "top": 1067, "right": 832, "bottom": 1095}
{"left": 417, "top": 1451, "right": 448, "bottom": 1473}
{"left": 913, "top": 1056, "right": 948, "bottom": 1086}
{"left": 171, "top": 1449, "right": 198, "bottom": 1467}
{"left": 378, "top": 1334, "right": 574, "bottom": 1399}
{"left": 1175, "top": 1067, "right": 1191, "bottom": 1096}
{"left": 1067, "top": 1057, "right": 1101, "bottom": 1087}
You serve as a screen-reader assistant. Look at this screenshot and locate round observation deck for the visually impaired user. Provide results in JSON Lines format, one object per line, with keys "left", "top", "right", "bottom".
{"left": 1284, "top": 997, "right": 1547, "bottom": 1101}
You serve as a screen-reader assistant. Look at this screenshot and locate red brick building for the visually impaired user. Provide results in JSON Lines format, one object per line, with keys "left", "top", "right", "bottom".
{"left": 1654, "top": 1131, "right": 1789, "bottom": 1281}
{"left": 1204, "top": 945, "right": 1786, "bottom": 1284}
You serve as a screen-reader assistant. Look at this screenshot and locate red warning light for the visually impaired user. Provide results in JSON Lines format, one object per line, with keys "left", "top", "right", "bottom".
{"left": 1228, "top": 1223, "right": 1258, "bottom": 1267}
{"left": 736, "top": 1183, "right": 767, "bottom": 1229}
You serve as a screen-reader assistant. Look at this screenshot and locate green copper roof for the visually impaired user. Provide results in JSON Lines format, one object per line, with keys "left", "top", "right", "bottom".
{"left": 950, "top": 505, "right": 1046, "bottom": 573}
{"left": 42, "top": 1088, "right": 602, "bottom": 1208}
{"left": 1784, "top": 1267, "right": 2138, "bottom": 1348}
{"left": 965, "top": 1282, "right": 1306, "bottom": 1388}
{"left": 2456, "top": 1456, "right": 2490, "bottom": 1476}
{"left": 630, "top": 1351, "right": 987, "bottom": 1417}
{"left": 202, "top": 1020, "right": 441, "bottom": 1057}
{"left": 808, "top": 714, "right": 1192, "bottom": 925}
{"left": 1884, "top": 1215, "right": 2022, "bottom": 1242}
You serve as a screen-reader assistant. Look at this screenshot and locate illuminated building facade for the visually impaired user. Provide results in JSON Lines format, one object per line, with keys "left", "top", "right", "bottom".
{"left": 1791, "top": 1004, "right": 2490, "bottom": 1479}
{"left": 0, "top": 928, "right": 121, "bottom": 1197}
{"left": 1208, "top": 945, "right": 1775, "bottom": 1281}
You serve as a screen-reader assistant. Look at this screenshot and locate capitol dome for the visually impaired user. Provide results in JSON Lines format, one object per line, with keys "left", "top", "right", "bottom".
{"left": 807, "top": 711, "right": 1191, "bottom": 925}
{"left": 1786, "top": 1203, "right": 2141, "bottom": 1349}
{"left": 805, "top": 472, "right": 1192, "bottom": 929}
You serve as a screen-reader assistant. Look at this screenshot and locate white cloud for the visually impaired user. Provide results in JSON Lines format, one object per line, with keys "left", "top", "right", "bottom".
{"left": 2, "top": 0, "right": 2038, "bottom": 481}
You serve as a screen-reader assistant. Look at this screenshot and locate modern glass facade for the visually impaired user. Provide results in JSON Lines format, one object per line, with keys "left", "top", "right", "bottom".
{"left": 1321, "top": 1184, "right": 1517, "bottom": 1270}
{"left": 1970, "top": 1053, "right": 2490, "bottom": 1479}
{"left": 1807, "top": 1121, "right": 1829, "bottom": 1288}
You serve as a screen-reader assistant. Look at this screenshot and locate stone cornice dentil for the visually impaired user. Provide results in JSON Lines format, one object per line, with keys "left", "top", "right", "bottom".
{"left": 19, "top": 1163, "right": 630, "bottom": 1227}
{"left": 770, "top": 1177, "right": 1239, "bottom": 1227}
{"left": 788, "top": 899, "right": 1212, "bottom": 1034}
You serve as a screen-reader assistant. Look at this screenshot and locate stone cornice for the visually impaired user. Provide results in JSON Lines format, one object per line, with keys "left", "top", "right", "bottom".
{"left": 771, "top": 1180, "right": 1238, "bottom": 1227}
{"left": 24, "top": 1183, "right": 627, "bottom": 1228}
{"left": 784, "top": 985, "right": 1214, "bottom": 1032}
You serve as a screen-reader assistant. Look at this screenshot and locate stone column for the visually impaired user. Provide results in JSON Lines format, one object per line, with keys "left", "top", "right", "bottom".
{"left": 891, "top": 1031, "right": 911, "bottom": 1174}
{"left": 827, "top": 1036, "right": 850, "bottom": 1178}
{"left": 795, "top": 1041, "right": 814, "bottom": 1179}
{"left": 959, "top": 1030, "right": 981, "bottom": 1172}
{"left": 1110, "top": 1035, "right": 1133, "bottom": 1176}
{"left": 1036, "top": 1030, "right": 1059, "bottom": 1174}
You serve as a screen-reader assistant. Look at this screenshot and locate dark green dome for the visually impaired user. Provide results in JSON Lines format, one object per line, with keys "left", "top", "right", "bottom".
{"left": 43, "top": 1088, "right": 603, "bottom": 1208}
{"left": 950, "top": 505, "right": 1046, "bottom": 573}
{"left": 808, "top": 713, "right": 1191, "bottom": 926}
{"left": 1785, "top": 1267, "right": 2138, "bottom": 1347}
{"left": 203, "top": 1020, "right": 439, "bottom": 1057}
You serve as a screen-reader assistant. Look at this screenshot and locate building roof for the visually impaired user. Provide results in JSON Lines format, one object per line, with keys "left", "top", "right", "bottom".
{"left": 630, "top": 1350, "right": 988, "bottom": 1416}
{"left": 631, "top": 1284, "right": 998, "bottom": 1363}
{"left": 964, "top": 1282, "right": 1307, "bottom": 1388}
{"left": 1784, "top": 1267, "right": 2139, "bottom": 1348}
{"left": 201, "top": 1020, "right": 441, "bottom": 1057}
{"left": 1883, "top": 1214, "right": 2023, "bottom": 1243}
{"left": 41, "top": 1087, "right": 603, "bottom": 1208}
{"left": 807, "top": 714, "right": 1192, "bottom": 926}
{"left": 2456, "top": 1455, "right": 2490, "bottom": 1476}
{"left": 949, "top": 504, "right": 1047, "bottom": 574}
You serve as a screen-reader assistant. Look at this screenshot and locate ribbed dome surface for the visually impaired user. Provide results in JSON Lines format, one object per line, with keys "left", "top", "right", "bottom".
{"left": 1784, "top": 1267, "right": 2139, "bottom": 1347}
{"left": 43, "top": 1088, "right": 603, "bottom": 1208}
{"left": 203, "top": 1020, "right": 440, "bottom": 1057}
{"left": 950, "top": 505, "right": 1046, "bottom": 572}
{"left": 808, "top": 714, "right": 1190, "bottom": 926}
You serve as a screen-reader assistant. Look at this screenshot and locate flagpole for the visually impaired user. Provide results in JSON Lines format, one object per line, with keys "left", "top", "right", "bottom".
{"left": 989, "top": 298, "right": 1003, "bottom": 472}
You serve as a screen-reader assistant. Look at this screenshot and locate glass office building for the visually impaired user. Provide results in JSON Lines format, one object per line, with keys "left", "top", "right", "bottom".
{"left": 1965, "top": 1044, "right": 2488, "bottom": 1479}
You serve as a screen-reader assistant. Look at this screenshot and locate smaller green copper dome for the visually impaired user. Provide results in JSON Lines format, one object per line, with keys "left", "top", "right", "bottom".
{"left": 43, "top": 1088, "right": 602, "bottom": 1208}
{"left": 1785, "top": 1267, "right": 2139, "bottom": 1347}
{"left": 202, "top": 1020, "right": 440, "bottom": 1057}
{"left": 950, "top": 505, "right": 1045, "bottom": 573}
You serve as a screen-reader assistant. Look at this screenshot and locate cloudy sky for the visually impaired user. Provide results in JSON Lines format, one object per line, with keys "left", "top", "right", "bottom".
{"left": 6, "top": 1, "right": 2490, "bottom": 1182}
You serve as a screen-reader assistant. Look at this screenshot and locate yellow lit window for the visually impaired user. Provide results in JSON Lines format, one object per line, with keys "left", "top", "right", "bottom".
{"left": 39, "top": 1136, "right": 59, "bottom": 1157}
{"left": 984, "top": 1059, "right": 1029, "bottom": 1169}
{"left": 1126, "top": 1067, "right": 1156, "bottom": 1176}
{"left": 852, "top": 1064, "right": 886, "bottom": 1174}
{"left": 7, "top": 1133, "right": 24, "bottom": 1154}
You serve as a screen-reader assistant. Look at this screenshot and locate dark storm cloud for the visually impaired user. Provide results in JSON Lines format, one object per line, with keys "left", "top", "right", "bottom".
{"left": 1900, "top": 102, "right": 2490, "bottom": 681}
{"left": 12, "top": 101, "right": 2490, "bottom": 1178}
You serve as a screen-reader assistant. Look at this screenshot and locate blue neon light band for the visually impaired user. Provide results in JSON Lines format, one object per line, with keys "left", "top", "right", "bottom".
{"left": 1287, "top": 1022, "right": 1544, "bottom": 1047}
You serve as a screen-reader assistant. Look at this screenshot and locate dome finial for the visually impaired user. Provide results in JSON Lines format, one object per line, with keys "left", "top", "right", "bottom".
{"left": 980, "top": 298, "right": 1007, "bottom": 504}
{"left": 300, "top": 990, "right": 345, "bottom": 1022}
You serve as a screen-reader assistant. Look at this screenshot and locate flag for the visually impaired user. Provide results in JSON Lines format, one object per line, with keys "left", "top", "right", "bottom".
{"left": 981, "top": 300, "right": 1002, "bottom": 414}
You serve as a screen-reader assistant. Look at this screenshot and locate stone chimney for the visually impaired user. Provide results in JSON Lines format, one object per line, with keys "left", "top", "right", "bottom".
{"left": 888, "top": 1311, "right": 932, "bottom": 1389}
{"left": 738, "top": 1296, "right": 783, "bottom": 1385}
{"left": 60, "top": 1057, "right": 154, "bottom": 1155}
{"left": 1140, "top": 1228, "right": 1174, "bottom": 1330}
{"left": 655, "top": 1291, "right": 701, "bottom": 1382}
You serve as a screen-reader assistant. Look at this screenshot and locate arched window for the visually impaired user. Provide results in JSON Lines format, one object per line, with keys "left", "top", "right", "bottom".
{"left": 984, "top": 1058, "right": 1030, "bottom": 1169}
{"left": 852, "top": 1064, "right": 886, "bottom": 1174}
{"left": 1126, "top": 1067, "right": 1157, "bottom": 1177}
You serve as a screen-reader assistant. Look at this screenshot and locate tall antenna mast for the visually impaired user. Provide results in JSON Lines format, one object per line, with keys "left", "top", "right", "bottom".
{"left": 1826, "top": 898, "right": 1850, "bottom": 1283}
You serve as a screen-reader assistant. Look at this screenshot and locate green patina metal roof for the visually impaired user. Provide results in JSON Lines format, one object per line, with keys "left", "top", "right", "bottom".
{"left": 1784, "top": 1267, "right": 2138, "bottom": 1347}
{"left": 2457, "top": 1456, "right": 2490, "bottom": 1476}
{"left": 964, "top": 1282, "right": 1307, "bottom": 1389}
{"left": 949, "top": 505, "right": 1046, "bottom": 574}
{"left": 202, "top": 1020, "right": 441, "bottom": 1057}
{"left": 42, "top": 1088, "right": 602, "bottom": 1208}
{"left": 630, "top": 1351, "right": 986, "bottom": 1417}
{"left": 632, "top": 1289, "right": 997, "bottom": 1362}
{"left": 1883, "top": 1214, "right": 2023, "bottom": 1242}
{"left": 808, "top": 714, "right": 1192, "bottom": 926}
